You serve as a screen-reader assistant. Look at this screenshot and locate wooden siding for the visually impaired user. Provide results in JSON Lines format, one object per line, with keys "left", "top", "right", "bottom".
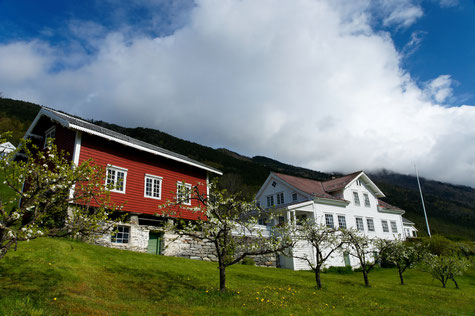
{"left": 78, "top": 133, "right": 207, "bottom": 220}
{"left": 53, "top": 125, "right": 76, "bottom": 160}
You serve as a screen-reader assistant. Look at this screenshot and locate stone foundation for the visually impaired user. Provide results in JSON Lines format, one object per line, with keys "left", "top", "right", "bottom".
{"left": 93, "top": 217, "right": 277, "bottom": 268}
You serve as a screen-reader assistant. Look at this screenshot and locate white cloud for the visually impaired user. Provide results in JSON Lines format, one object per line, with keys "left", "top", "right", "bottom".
{"left": 0, "top": 0, "right": 474, "bottom": 187}
{"left": 424, "top": 75, "right": 453, "bottom": 103}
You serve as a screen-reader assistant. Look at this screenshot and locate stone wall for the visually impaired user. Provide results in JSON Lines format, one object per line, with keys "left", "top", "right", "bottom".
{"left": 93, "top": 217, "right": 277, "bottom": 268}
{"left": 163, "top": 233, "right": 278, "bottom": 267}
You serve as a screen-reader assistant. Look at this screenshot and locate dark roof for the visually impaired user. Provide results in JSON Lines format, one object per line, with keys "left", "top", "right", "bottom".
{"left": 322, "top": 171, "right": 362, "bottom": 192}
{"left": 273, "top": 172, "right": 344, "bottom": 201}
{"left": 402, "top": 217, "right": 415, "bottom": 225}
{"left": 377, "top": 199, "right": 402, "bottom": 211}
{"left": 39, "top": 107, "right": 222, "bottom": 175}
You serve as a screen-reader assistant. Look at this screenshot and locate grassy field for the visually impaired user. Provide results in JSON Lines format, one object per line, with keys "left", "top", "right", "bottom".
{"left": 0, "top": 238, "right": 473, "bottom": 315}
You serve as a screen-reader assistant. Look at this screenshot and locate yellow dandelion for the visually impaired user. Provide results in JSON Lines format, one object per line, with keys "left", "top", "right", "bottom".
{"left": 53, "top": 298, "right": 57, "bottom": 301}
{"left": 261, "top": 298, "right": 264, "bottom": 302}
{"left": 205, "top": 290, "right": 208, "bottom": 293}
{"left": 267, "top": 300, "right": 270, "bottom": 303}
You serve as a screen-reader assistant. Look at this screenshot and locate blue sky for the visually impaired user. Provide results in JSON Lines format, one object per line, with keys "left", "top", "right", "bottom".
{"left": 0, "top": 0, "right": 474, "bottom": 187}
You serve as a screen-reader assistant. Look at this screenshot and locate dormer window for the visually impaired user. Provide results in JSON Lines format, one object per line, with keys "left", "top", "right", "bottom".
{"left": 44, "top": 126, "right": 56, "bottom": 149}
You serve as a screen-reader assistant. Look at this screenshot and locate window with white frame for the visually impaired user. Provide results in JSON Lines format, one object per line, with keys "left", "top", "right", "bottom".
{"left": 363, "top": 193, "right": 370, "bottom": 207}
{"left": 390, "top": 221, "right": 398, "bottom": 233}
{"left": 356, "top": 217, "right": 364, "bottom": 231}
{"left": 353, "top": 191, "right": 360, "bottom": 206}
{"left": 325, "top": 214, "right": 334, "bottom": 228}
{"left": 111, "top": 225, "right": 129, "bottom": 243}
{"left": 266, "top": 195, "right": 274, "bottom": 207}
{"left": 177, "top": 182, "right": 192, "bottom": 205}
{"left": 106, "top": 165, "right": 127, "bottom": 193}
{"left": 44, "top": 126, "right": 56, "bottom": 149}
{"left": 381, "top": 220, "right": 389, "bottom": 233}
{"left": 144, "top": 174, "right": 162, "bottom": 199}
{"left": 366, "top": 218, "right": 375, "bottom": 232}
{"left": 338, "top": 215, "right": 347, "bottom": 229}
{"left": 276, "top": 192, "right": 284, "bottom": 205}
{"left": 292, "top": 192, "right": 298, "bottom": 201}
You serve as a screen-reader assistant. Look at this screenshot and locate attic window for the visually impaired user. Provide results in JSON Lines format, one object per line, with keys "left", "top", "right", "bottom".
{"left": 44, "top": 126, "right": 56, "bottom": 149}
{"left": 272, "top": 181, "right": 277, "bottom": 187}
{"left": 363, "top": 193, "right": 370, "bottom": 207}
{"left": 292, "top": 193, "right": 298, "bottom": 201}
{"left": 353, "top": 192, "right": 361, "bottom": 206}
{"left": 356, "top": 179, "right": 362, "bottom": 186}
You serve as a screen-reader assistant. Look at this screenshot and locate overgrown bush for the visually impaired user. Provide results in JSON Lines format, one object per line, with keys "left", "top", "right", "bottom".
{"left": 323, "top": 266, "right": 353, "bottom": 274}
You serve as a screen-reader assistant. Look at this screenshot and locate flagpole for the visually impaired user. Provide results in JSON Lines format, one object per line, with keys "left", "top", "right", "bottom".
{"left": 414, "top": 164, "right": 431, "bottom": 238}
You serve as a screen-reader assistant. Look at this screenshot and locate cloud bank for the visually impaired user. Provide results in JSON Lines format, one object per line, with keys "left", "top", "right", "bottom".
{"left": 0, "top": 0, "right": 474, "bottom": 187}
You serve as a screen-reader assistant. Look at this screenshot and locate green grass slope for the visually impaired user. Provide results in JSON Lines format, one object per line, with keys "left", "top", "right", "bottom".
{"left": 0, "top": 238, "right": 474, "bottom": 315}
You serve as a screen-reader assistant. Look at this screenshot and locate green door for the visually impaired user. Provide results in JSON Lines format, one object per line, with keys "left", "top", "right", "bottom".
{"left": 343, "top": 252, "right": 351, "bottom": 267}
{"left": 147, "top": 232, "right": 163, "bottom": 255}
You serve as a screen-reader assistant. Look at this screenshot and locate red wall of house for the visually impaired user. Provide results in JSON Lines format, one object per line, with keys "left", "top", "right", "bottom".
{"left": 77, "top": 132, "right": 208, "bottom": 220}
{"left": 54, "top": 125, "right": 76, "bottom": 160}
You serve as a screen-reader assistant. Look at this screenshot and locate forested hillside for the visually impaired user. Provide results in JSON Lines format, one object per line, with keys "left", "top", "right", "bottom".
{"left": 1, "top": 97, "right": 473, "bottom": 239}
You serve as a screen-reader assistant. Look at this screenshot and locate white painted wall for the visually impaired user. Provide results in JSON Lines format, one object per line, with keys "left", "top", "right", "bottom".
{"left": 257, "top": 174, "right": 407, "bottom": 270}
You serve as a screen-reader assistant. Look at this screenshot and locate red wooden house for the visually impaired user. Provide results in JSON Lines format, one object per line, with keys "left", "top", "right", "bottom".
{"left": 24, "top": 107, "right": 222, "bottom": 254}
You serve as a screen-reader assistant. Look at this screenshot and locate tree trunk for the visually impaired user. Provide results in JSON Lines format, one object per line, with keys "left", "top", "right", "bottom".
{"left": 451, "top": 277, "right": 459, "bottom": 289}
{"left": 398, "top": 267, "right": 404, "bottom": 285}
{"left": 362, "top": 268, "right": 370, "bottom": 287}
{"left": 315, "top": 268, "right": 322, "bottom": 290}
{"left": 219, "top": 265, "right": 226, "bottom": 292}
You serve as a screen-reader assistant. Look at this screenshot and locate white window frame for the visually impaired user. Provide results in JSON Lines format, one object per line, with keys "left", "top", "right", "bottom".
{"left": 266, "top": 195, "right": 274, "bottom": 207}
{"left": 44, "top": 126, "right": 56, "bottom": 149}
{"left": 111, "top": 225, "right": 130, "bottom": 244}
{"left": 292, "top": 192, "right": 298, "bottom": 201}
{"left": 353, "top": 191, "right": 361, "bottom": 206}
{"left": 390, "top": 221, "right": 398, "bottom": 233}
{"left": 177, "top": 182, "right": 192, "bottom": 205}
{"left": 363, "top": 193, "right": 371, "bottom": 207}
{"left": 337, "top": 215, "right": 347, "bottom": 229}
{"left": 366, "top": 218, "right": 375, "bottom": 232}
{"left": 106, "top": 165, "right": 127, "bottom": 193}
{"left": 276, "top": 192, "right": 284, "bottom": 205}
{"left": 144, "top": 174, "right": 163, "bottom": 200}
{"left": 355, "top": 217, "right": 364, "bottom": 231}
{"left": 325, "top": 213, "right": 334, "bottom": 228}
{"left": 381, "top": 220, "right": 389, "bottom": 233}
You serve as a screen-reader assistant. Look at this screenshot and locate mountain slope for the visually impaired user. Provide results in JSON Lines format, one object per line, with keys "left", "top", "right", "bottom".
{"left": 1, "top": 97, "right": 473, "bottom": 239}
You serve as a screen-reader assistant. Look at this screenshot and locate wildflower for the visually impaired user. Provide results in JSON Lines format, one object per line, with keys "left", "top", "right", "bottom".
{"left": 53, "top": 298, "right": 57, "bottom": 301}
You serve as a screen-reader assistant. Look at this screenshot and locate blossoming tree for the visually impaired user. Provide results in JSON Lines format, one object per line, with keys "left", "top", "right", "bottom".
{"left": 0, "top": 135, "right": 121, "bottom": 259}
{"left": 163, "top": 181, "right": 295, "bottom": 292}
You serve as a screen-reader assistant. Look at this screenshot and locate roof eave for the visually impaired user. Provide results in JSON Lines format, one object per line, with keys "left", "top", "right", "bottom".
{"left": 24, "top": 108, "right": 223, "bottom": 176}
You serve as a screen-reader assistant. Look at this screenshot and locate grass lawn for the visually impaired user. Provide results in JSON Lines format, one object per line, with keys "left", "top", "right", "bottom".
{"left": 0, "top": 238, "right": 473, "bottom": 315}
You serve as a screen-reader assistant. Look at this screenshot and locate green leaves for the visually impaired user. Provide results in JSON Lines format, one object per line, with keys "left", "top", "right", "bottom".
{"left": 0, "top": 133, "right": 123, "bottom": 259}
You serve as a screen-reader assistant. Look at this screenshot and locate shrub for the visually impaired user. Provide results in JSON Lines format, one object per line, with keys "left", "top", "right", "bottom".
{"left": 323, "top": 266, "right": 353, "bottom": 274}
{"left": 241, "top": 257, "right": 256, "bottom": 266}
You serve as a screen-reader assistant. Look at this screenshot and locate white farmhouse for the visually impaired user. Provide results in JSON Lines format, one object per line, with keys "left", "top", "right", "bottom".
{"left": 255, "top": 171, "right": 417, "bottom": 270}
